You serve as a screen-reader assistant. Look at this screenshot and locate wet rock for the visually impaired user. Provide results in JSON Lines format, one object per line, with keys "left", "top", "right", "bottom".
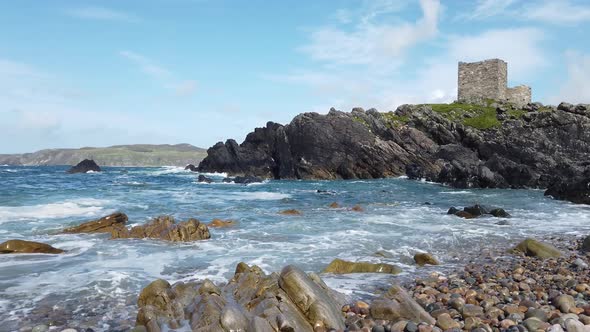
{"left": 0, "top": 239, "right": 64, "bottom": 254}
{"left": 553, "top": 294, "right": 576, "bottom": 313}
{"left": 523, "top": 317, "right": 548, "bottom": 331}
{"left": 62, "top": 212, "right": 128, "bottom": 234}
{"left": 580, "top": 235, "right": 590, "bottom": 252}
{"left": 280, "top": 209, "right": 302, "bottom": 215}
{"left": 447, "top": 207, "right": 459, "bottom": 215}
{"left": 207, "top": 219, "right": 237, "bottom": 228}
{"left": 329, "top": 202, "right": 340, "bottom": 208}
{"left": 385, "top": 286, "right": 436, "bottom": 325}
{"left": 233, "top": 175, "right": 263, "bottom": 184}
{"left": 525, "top": 308, "right": 548, "bottom": 322}
{"left": 545, "top": 177, "right": 590, "bottom": 205}
{"left": 67, "top": 159, "right": 101, "bottom": 174}
{"left": 197, "top": 174, "right": 213, "bottom": 183}
{"left": 374, "top": 250, "right": 394, "bottom": 258}
{"left": 489, "top": 208, "right": 510, "bottom": 218}
{"left": 512, "top": 238, "right": 562, "bottom": 258}
{"left": 351, "top": 205, "right": 364, "bottom": 212}
{"left": 370, "top": 298, "right": 402, "bottom": 321}
{"left": 323, "top": 259, "right": 402, "bottom": 274}
{"left": 32, "top": 325, "right": 49, "bottom": 332}
{"left": 461, "top": 304, "right": 484, "bottom": 318}
{"left": 414, "top": 253, "right": 440, "bottom": 266}
{"left": 111, "top": 216, "right": 210, "bottom": 242}
{"left": 136, "top": 263, "right": 346, "bottom": 331}
{"left": 436, "top": 313, "right": 460, "bottom": 330}
{"left": 184, "top": 164, "right": 197, "bottom": 172}
{"left": 454, "top": 211, "right": 476, "bottom": 219}
{"left": 564, "top": 318, "right": 585, "bottom": 332}
{"left": 464, "top": 204, "right": 489, "bottom": 216}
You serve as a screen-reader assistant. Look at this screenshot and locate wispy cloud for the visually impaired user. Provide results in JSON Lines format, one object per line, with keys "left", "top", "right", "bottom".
{"left": 465, "top": 0, "right": 590, "bottom": 25}
{"left": 119, "top": 51, "right": 197, "bottom": 97}
{"left": 299, "top": 0, "right": 440, "bottom": 67}
{"left": 65, "top": 6, "right": 139, "bottom": 23}
{"left": 120, "top": 51, "right": 171, "bottom": 79}
{"left": 551, "top": 51, "right": 590, "bottom": 104}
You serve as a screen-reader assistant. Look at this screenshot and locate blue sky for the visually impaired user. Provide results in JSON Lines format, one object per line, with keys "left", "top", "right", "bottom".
{"left": 1, "top": 0, "right": 589, "bottom": 153}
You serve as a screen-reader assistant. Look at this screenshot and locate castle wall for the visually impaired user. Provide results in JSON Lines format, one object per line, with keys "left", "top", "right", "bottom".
{"left": 506, "top": 85, "right": 531, "bottom": 108}
{"left": 458, "top": 59, "right": 507, "bottom": 104}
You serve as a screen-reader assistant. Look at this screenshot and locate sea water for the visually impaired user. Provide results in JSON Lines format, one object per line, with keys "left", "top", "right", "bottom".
{"left": 0, "top": 165, "right": 589, "bottom": 330}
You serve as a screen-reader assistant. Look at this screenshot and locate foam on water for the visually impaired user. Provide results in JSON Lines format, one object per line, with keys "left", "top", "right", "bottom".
{"left": 0, "top": 198, "right": 111, "bottom": 223}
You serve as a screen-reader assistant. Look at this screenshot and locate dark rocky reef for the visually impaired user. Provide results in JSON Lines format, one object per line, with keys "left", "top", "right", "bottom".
{"left": 61, "top": 212, "right": 128, "bottom": 234}
{"left": 67, "top": 159, "right": 101, "bottom": 174}
{"left": 545, "top": 177, "right": 590, "bottom": 205}
{"left": 198, "top": 104, "right": 590, "bottom": 196}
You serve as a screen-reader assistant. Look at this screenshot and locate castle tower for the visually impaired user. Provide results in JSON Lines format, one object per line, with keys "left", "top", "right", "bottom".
{"left": 457, "top": 58, "right": 531, "bottom": 107}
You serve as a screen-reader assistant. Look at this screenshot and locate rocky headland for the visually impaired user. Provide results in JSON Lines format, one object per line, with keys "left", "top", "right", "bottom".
{"left": 197, "top": 102, "right": 590, "bottom": 204}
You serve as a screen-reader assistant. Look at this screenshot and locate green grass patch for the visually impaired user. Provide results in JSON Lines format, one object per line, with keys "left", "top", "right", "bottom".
{"left": 424, "top": 103, "right": 500, "bottom": 130}
{"left": 352, "top": 115, "right": 370, "bottom": 128}
{"left": 381, "top": 112, "right": 409, "bottom": 128}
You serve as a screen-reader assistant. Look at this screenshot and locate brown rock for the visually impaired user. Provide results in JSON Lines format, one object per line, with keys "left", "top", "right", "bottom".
{"left": 350, "top": 205, "right": 363, "bottom": 212}
{"left": 62, "top": 212, "right": 128, "bottom": 234}
{"left": 512, "top": 238, "right": 562, "bottom": 258}
{"left": 414, "top": 253, "right": 440, "bottom": 266}
{"left": 329, "top": 202, "right": 340, "bottom": 208}
{"left": 0, "top": 239, "right": 64, "bottom": 254}
{"left": 386, "top": 285, "right": 436, "bottom": 325}
{"left": 280, "top": 209, "right": 302, "bottom": 215}
{"left": 111, "top": 216, "right": 210, "bottom": 242}
{"left": 323, "top": 258, "right": 401, "bottom": 274}
{"left": 455, "top": 211, "right": 476, "bottom": 219}
{"left": 436, "top": 313, "right": 460, "bottom": 330}
{"left": 207, "top": 219, "right": 237, "bottom": 228}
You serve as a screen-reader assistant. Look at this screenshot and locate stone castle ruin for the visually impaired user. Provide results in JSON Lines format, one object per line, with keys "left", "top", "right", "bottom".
{"left": 458, "top": 59, "right": 531, "bottom": 107}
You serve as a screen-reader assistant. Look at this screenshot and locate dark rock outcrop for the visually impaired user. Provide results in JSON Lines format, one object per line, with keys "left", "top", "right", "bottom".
{"left": 185, "top": 164, "right": 197, "bottom": 171}
{"left": 544, "top": 177, "right": 590, "bottom": 205}
{"left": 197, "top": 174, "right": 213, "bottom": 183}
{"left": 67, "top": 159, "right": 101, "bottom": 174}
{"left": 0, "top": 239, "right": 64, "bottom": 254}
{"left": 62, "top": 212, "right": 128, "bottom": 234}
{"left": 197, "top": 104, "right": 590, "bottom": 200}
{"left": 111, "top": 216, "right": 210, "bottom": 242}
{"left": 135, "top": 263, "right": 346, "bottom": 331}
{"left": 448, "top": 205, "right": 510, "bottom": 218}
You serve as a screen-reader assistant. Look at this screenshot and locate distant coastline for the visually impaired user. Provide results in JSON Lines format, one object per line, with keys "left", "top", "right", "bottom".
{"left": 0, "top": 144, "right": 206, "bottom": 167}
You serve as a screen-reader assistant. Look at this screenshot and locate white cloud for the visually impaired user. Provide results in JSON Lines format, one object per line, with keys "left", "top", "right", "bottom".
{"left": 551, "top": 51, "right": 590, "bottom": 104}
{"left": 299, "top": 0, "right": 441, "bottom": 66}
{"left": 465, "top": 0, "right": 590, "bottom": 25}
{"left": 65, "top": 6, "right": 139, "bottom": 22}
{"left": 174, "top": 80, "right": 198, "bottom": 96}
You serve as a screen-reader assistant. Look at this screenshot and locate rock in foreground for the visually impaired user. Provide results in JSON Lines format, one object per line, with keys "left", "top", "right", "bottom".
{"left": 67, "top": 159, "right": 101, "bottom": 174}
{"left": 0, "top": 239, "right": 64, "bottom": 254}
{"left": 512, "top": 238, "right": 562, "bottom": 258}
{"left": 61, "top": 212, "right": 128, "bottom": 234}
{"left": 111, "top": 216, "right": 210, "bottom": 242}
{"left": 136, "top": 263, "right": 345, "bottom": 331}
{"left": 323, "top": 258, "right": 401, "bottom": 274}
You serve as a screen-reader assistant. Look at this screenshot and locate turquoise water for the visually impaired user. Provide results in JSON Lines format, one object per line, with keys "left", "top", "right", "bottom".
{"left": 1, "top": 165, "right": 589, "bottom": 330}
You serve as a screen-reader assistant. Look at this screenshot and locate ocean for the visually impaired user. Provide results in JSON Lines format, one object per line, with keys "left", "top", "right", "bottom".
{"left": 0, "top": 165, "right": 589, "bottom": 331}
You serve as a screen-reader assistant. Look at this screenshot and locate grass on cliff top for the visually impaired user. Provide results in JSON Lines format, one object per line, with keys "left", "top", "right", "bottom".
{"left": 425, "top": 103, "right": 500, "bottom": 130}
{"left": 381, "top": 112, "right": 409, "bottom": 128}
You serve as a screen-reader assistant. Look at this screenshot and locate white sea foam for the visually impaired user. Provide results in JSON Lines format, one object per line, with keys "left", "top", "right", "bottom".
{"left": 224, "top": 191, "right": 290, "bottom": 200}
{"left": 0, "top": 198, "right": 110, "bottom": 222}
{"left": 439, "top": 190, "right": 473, "bottom": 194}
{"left": 197, "top": 171, "right": 229, "bottom": 178}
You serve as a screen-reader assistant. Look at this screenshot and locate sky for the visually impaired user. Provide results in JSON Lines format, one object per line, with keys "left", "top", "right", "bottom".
{"left": 1, "top": 0, "right": 589, "bottom": 153}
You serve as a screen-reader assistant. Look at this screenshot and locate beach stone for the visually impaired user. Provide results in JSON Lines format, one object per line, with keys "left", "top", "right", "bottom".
{"left": 512, "top": 238, "right": 562, "bottom": 258}
{"left": 554, "top": 294, "right": 576, "bottom": 313}
{"left": 390, "top": 321, "right": 408, "bottom": 332}
{"left": 280, "top": 209, "right": 302, "bottom": 215}
{"left": 61, "top": 329, "right": 77, "bottom": 332}
{"left": 500, "top": 319, "right": 517, "bottom": 329}
{"left": 581, "top": 236, "right": 590, "bottom": 252}
{"left": 370, "top": 298, "right": 402, "bottom": 321}
{"left": 548, "top": 324, "right": 565, "bottom": 332}
{"left": 0, "top": 239, "right": 64, "bottom": 254}
{"left": 32, "top": 325, "right": 49, "bottom": 332}
{"left": 414, "top": 253, "right": 440, "bottom": 266}
{"left": 464, "top": 316, "right": 482, "bottom": 330}
{"left": 525, "top": 308, "right": 548, "bottom": 322}
{"left": 573, "top": 258, "right": 588, "bottom": 269}
{"left": 461, "top": 304, "right": 484, "bottom": 318}
{"left": 523, "top": 317, "right": 548, "bottom": 331}
{"left": 565, "top": 318, "right": 585, "bottom": 332}
{"left": 323, "top": 259, "right": 402, "bottom": 274}
{"left": 62, "top": 212, "right": 128, "bottom": 234}
{"left": 372, "top": 325, "right": 386, "bottom": 332}
{"left": 385, "top": 286, "right": 436, "bottom": 325}
{"left": 436, "top": 313, "right": 460, "bottom": 330}
{"left": 405, "top": 321, "right": 418, "bottom": 332}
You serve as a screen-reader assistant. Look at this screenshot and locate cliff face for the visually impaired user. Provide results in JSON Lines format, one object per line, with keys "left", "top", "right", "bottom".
{"left": 198, "top": 103, "right": 590, "bottom": 189}
{"left": 0, "top": 144, "right": 206, "bottom": 167}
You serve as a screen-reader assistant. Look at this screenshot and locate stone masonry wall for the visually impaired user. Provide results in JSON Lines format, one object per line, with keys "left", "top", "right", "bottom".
{"left": 506, "top": 85, "right": 532, "bottom": 108}
{"left": 458, "top": 59, "right": 507, "bottom": 104}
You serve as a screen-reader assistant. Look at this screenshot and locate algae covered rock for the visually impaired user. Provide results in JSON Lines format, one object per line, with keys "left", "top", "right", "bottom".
{"left": 414, "top": 252, "right": 440, "bottom": 266}
{"left": 0, "top": 239, "right": 64, "bottom": 254}
{"left": 323, "top": 258, "right": 401, "bottom": 274}
{"left": 111, "top": 216, "right": 210, "bottom": 242}
{"left": 62, "top": 212, "right": 128, "bottom": 234}
{"left": 512, "top": 238, "right": 562, "bottom": 258}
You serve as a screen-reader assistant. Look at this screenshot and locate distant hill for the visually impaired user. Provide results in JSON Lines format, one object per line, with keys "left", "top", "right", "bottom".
{"left": 0, "top": 144, "right": 207, "bottom": 167}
